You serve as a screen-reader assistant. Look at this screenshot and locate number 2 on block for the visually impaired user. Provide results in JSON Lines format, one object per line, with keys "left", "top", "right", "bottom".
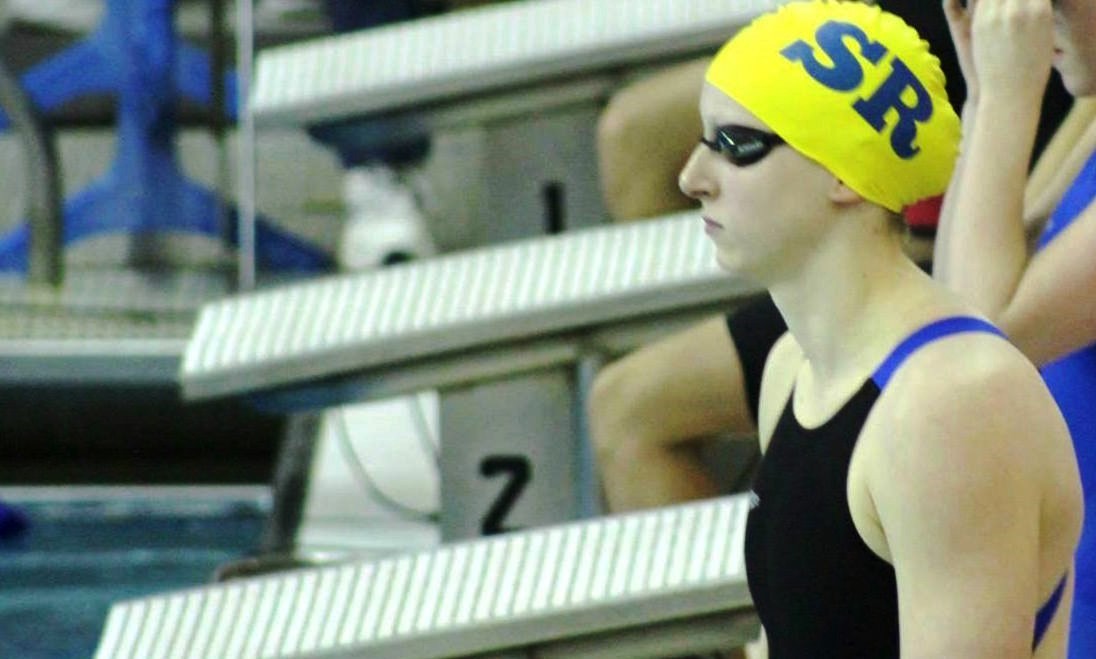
{"left": 479, "top": 455, "right": 532, "bottom": 536}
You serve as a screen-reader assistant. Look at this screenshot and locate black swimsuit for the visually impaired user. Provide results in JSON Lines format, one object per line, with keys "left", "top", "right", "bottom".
{"left": 744, "top": 316, "right": 1066, "bottom": 657}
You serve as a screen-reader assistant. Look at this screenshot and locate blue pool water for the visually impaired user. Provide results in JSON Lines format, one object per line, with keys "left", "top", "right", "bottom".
{"left": 0, "top": 492, "right": 268, "bottom": 658}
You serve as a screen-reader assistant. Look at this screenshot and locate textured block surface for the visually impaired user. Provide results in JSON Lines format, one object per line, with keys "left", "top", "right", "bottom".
{"left": 252, "top": 0, "right": 784, "bottom": 124}
{"left": 96, "top": 495, "right": 752, "bottom": 659}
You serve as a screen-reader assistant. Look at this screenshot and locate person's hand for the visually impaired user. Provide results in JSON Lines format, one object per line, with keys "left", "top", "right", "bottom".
{"left": 942, "top": 0, "right": 980, "bottom": 103}
{"left": 968, "top": 0, "right": 1054, "bottom": 109}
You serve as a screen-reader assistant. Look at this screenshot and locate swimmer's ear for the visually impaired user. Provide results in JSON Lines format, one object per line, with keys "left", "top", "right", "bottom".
{"left": 829, "top": 178, "right": 865, "bottom": 207}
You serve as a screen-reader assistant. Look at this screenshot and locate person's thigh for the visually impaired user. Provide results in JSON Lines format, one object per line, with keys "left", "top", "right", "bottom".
{"left": 597, "top": 57, "right": 709, "bottom": 221}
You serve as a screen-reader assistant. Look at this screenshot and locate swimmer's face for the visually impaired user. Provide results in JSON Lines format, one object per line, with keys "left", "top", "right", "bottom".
{"left": 679, "top": 84, "right": 840, "bottom": 279}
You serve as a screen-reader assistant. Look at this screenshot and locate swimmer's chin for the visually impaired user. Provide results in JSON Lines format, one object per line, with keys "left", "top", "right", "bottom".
{"left": 714, "top": 251, "right": 741, "bottom": 275}
{"left": 713, "top": 251, "right": 764, "bottom": 287}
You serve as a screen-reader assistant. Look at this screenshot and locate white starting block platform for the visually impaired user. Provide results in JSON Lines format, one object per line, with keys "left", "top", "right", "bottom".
{"left": 251, "top": 0, "right": 785, "bottom": 127}
{"left": 181, "top": 212, "right": 756, "bottom": 404}
{"left": 95, "top": 494, "right": 757, "bottom": 659}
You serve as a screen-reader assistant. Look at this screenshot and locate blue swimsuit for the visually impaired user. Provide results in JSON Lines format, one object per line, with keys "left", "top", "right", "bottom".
{"left": 1036, "top": 148, "right": 1096, "bottom": 658}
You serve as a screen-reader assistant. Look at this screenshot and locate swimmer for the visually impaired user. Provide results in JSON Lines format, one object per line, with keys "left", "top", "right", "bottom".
{"left": 676, "top": 3, "right": 1084, "bottom": 656}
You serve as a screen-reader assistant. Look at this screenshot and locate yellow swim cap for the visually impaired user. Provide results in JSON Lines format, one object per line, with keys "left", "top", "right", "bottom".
{"left": 706, "top": 1, "right": 959, "bottom": 213}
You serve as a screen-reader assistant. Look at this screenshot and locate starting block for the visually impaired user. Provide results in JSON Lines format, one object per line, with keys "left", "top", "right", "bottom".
{"left": 247, "top": 0, "right": 788, "bottom": 245}
{"left": 96, "top": 494, "right": 757, "bottom": 659}
{"left": 180, "top": 213, "right": 760, "bottom": 539}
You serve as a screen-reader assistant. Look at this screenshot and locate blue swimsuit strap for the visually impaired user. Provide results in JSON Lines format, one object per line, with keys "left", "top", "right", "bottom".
{"left": 871, "top": 316, "right": 1005, "bottom": 389}
{"left": 1033, "top": 574, "right": 1068, "bottom": 650}
{"left": 869, "top": 315, "right": 1066, "bottom": 648}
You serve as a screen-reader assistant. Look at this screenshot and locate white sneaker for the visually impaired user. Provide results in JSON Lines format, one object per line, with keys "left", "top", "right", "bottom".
{"left": 337, "top": 164, "right": 436, "bottom": 271}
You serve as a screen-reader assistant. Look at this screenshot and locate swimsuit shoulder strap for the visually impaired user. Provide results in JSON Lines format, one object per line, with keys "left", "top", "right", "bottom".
{"left": 871, "top": 316, "right": 1006, "bottom": 390}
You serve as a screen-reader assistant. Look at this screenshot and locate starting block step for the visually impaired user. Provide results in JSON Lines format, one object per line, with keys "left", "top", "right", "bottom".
{"left": 95, "top": 494, "right": 756, "bottom": 659}
{"left": 251, "top": 0, "right": 787, "bottom": 126}
{"left": 180, "top": 212, "right": 758, "bottom": 402}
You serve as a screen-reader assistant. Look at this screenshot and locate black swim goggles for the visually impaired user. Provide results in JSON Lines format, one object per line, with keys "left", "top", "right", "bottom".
{"left": 699, "top": 124, "right": 785, "bottom": 167}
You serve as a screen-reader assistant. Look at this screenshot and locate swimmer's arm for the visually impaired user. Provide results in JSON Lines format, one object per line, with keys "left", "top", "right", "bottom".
{"left": 935, "top": 98, "right": 1096, "bottom": 365}
{"left": 993, "top": 198, "right": 1096, "bottom": 365}
{"left": 933, "top": 96, "right": 981, "bottom": 285}
{"left": 1023, "top": 98, "right": 1096, "bottom": 229}
{"left": 933, "top": 90, "right": 1039, "bottom": 324}
{"left": 870, "top": 355, "right": 1048, "bottom": 659}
